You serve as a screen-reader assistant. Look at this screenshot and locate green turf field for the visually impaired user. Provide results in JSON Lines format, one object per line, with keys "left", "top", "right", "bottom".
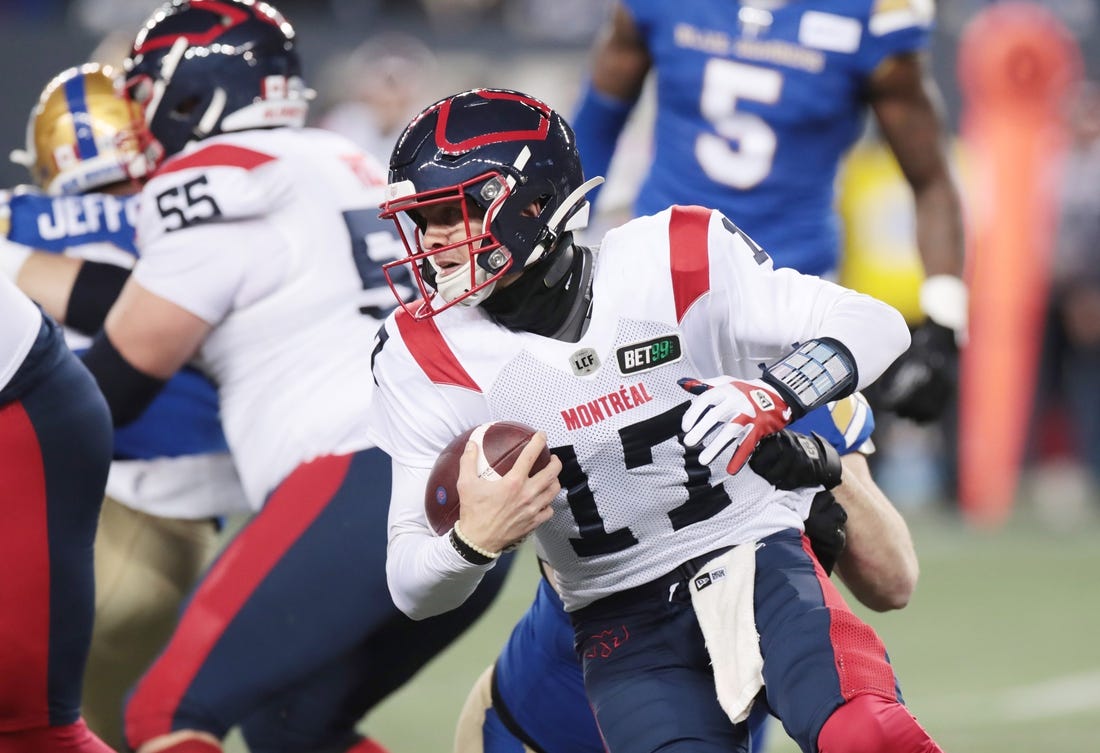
{"left": 227, "top": 504, "right": 1100, "bottom": 752}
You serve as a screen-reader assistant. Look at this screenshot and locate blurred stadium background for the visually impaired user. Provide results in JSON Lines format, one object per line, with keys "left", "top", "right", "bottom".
{"left": 2, "top": 0, "right": 1098, "bottom": 750}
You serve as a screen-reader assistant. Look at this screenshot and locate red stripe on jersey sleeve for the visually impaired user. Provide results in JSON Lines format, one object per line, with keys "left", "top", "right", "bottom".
{"left": 669, "top": 205, "right": 712, "bottom": 323}
{"left": 156, "top": 144, "right": 277, "bottom": 176}
{"left": 395, "top": 308, "right": 481, "bottom": 391}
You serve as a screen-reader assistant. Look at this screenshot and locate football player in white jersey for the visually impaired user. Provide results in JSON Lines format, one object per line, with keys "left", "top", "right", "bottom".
{"left": 369, "top": 88, "right": 944, "bottom": 753}
{"left": 78, "top": 3, "right": 513, "bottom": 753}
{"left": 452, "top": 393, "right": 921, "bottom": 753}
{"left": 0, "top": 277, "right": 114, "bottom": 753}
{"left": 2, "top": 62, "right": 248, "bottom": 749}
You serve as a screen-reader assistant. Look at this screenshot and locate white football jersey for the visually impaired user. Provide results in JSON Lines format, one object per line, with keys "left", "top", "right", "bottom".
{"left": 371, "top": 205, "right": 910, "bottom": 611}
{"left": 0, "top": 188, "right": 248, "bottom": 518}
{"left": 0, "top": 276, "right": 41, "bottom": 392}
{"left": 134, "top": 127, "right": 397, "bottom": 507}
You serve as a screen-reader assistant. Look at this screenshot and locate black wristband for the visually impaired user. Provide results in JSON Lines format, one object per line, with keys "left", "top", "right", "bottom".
{"left": 449, "top": 527, "right": 495, "bottom": 565}
{"left": 65, "top": 261, "right": 130, "bottom": 336}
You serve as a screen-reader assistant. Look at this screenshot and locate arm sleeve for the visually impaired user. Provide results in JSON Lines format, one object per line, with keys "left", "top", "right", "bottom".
{"left": 385, "top": 462, "right": 499, "bottom": 620}
{"left": 81, "top": 331, "right": 166, "bottom": 427}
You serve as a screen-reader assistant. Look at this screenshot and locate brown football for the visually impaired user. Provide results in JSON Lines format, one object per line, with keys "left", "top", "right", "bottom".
{"left": 424, "top": 421, "right": 552, "bottom": 536}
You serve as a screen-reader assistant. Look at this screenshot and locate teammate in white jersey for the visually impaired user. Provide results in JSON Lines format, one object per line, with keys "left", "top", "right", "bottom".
{"left": 0, "top": 277, "right": 114, "bottom": 753}
{"left": 2, "top": 62, "right": 248, "bottom": 748}
{"left": 369, "top": 88, "right": 943, "bottom": 753}
{"left": 79, "top": 4, "right": 513, "bottom": 753}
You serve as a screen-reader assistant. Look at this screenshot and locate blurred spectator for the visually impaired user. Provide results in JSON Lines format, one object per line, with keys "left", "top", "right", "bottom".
{"left": 67, "top": 0, "right": 152, "bottom": 35}
{"left": 419, "top": 0, "right": 502, "bottom": 34}
{"left": 503, "top": 0, "right": 612, "bottom": 43}
{"left": 316, "top": 32, "right": 437, "bottom": 161}
{"left": 1036, "top": 81, "right": 1100, "bottom": 498}
{"left": 0, "top": 0, "right": 67, "bottom": 22}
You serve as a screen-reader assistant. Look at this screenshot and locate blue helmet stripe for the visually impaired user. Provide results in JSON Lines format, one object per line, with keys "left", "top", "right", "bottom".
{"left": 63, "top": 73, "right": 99, "bottom": 161}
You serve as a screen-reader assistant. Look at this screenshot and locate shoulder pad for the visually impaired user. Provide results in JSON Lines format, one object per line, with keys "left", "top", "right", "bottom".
{"left": 789, "top": 392, "right": 875, "bottom": 455}
{"left": 142, "top": 142, "right": 281, "bottom": 237}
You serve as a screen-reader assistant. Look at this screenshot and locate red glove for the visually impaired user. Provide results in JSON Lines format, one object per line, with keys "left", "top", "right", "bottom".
{"left": 679, "top": 377, "right": 793, "bottom": 475}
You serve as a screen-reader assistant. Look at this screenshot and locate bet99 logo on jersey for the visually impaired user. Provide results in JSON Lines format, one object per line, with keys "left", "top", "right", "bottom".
{"left": 616, "top": 335, "right": 683, "bottom": 375}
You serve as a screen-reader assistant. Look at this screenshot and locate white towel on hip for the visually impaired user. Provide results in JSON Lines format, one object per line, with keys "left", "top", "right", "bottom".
{"left": 688, "top": 543, "right": 764, "bottom": 723}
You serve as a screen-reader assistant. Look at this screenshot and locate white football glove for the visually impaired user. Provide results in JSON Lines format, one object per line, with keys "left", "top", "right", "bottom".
{"left": 679, "top": 376, "right": 793, "bottom": 474}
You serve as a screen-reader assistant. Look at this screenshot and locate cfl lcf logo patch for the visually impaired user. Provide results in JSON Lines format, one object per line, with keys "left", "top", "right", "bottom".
{"left": 570, "top": 347, "right": 600, "bottom": 376}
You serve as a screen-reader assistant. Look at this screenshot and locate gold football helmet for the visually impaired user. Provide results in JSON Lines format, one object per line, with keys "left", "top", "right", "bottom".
{"left": 9, "top": 63, "right": 162, "bottom": 195}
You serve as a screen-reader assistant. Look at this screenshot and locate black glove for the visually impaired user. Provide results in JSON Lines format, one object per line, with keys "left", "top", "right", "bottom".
{"left": 804, "top": 490, "right": 847, "bottom": 575}
{"left": 876, "top": 319, "right": 957, "bottom": 423}
{"left": 749, "top": 429, "right": 842, "bottom": 490}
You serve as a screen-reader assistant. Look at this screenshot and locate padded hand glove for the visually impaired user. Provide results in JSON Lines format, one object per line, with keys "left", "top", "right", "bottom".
{"left": 877, "top": 319, "right": 957, "bottom": 423}
{"left": 679, "top": 377, "right": 792, "bottom": 475}
{"left": 749, "top": 429, "right": 842, "bottom": 490}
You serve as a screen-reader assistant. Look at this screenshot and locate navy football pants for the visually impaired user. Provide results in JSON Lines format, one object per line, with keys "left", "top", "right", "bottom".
{"left": 125, "top": 448, "right": 514, "bottom": 753}
{"left": 572, "top": 529, "right": 904, "bottom": 753}
{"left": 0, "top": 319, "right": 112, "bottom": 732}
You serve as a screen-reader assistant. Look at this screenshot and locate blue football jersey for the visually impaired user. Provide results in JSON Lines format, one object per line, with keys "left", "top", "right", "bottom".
{"left": 624, "top": 0, "right": 931, "bottom": 275}
{"left": 7, "top": 190, "right": 140, "bottom": 255}
{"left": 4, "top": 188, "right": 228, "bottom": 460}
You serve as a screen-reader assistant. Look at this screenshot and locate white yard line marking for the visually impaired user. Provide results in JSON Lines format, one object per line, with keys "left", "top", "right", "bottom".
{"left": 916, "top": 669, "right": 1100, "bottom": 727}
{"left": 998, "top": 669, "right": 1100, "bottom": 720}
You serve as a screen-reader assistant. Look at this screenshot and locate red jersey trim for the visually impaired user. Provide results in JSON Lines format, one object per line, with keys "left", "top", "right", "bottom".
{"left": 395, "top": 309, "right": 481, "bottom": 391}
{"left": 0, "top": 402, "right": 50, "bottom": 720}
{"left": 669, "top": 205, "right": 712, "bottom": 323}
{"left": 156, "top": 144, "right": 277, "bottom": 176}
{"left": 124, "top": 454, "right": 354, "bottom": 743}
{"left": 802, "top": 535, "right": 900, "bottom": 702}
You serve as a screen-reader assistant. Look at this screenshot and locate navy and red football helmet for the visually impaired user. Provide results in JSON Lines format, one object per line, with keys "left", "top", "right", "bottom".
{"left": 378, "top": 88, "right": 602, "bottom": 319}
{"left": 123, "top": 0, "right": 312, "bottom": 158}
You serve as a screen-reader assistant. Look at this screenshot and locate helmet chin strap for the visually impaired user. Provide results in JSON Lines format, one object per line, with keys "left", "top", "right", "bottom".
{"left": 528, "top": 176, "right": 605, "bottom": 263}
{"left": 144, "top": 36, "right": 189, "bottom": 129}
{"left": 431, "top": 259, "right": 497, "bottom": 307}
{"left": 195, "top": 88, "right": 227, "bottom": 139}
